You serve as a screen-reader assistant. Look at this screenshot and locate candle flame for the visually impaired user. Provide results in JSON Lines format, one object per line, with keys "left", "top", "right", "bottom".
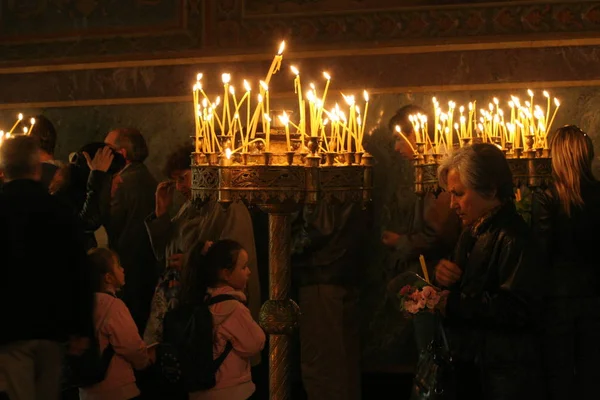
{"left": 258, "top": 94, "right": 263, "bottom": 102}
{"left": 527, "top": 89, "right": 534, "bottom": 97}
{"left": 225, "top": 148, "right": 232, "bottom": 159}
{"left": 30, "top": 118, "right": 36, "bottom": 125}
{"left": 215, "top": 96, "right": 221, "bottom": 106}
{"left": 278, "top": 41, "right": 285, "bottom": 55}
{"left": 554, "top": 98, "right": 560, "bottom": 106}
{"left": 229, "top": 86, "right": 235, "bottom": 95}
{"left": 23, "top": 127, "right": 28, "bottom": 134}
{"left": 323, "top": 71, "right": 331, "bottom": 80}
{"left": 395, "top": 125, "right": 401, "bottom": 133}
{"left": 290, "top": 65, "right": 299, "bottom": 76}
{"left": 222, "top": 73, "right": 231, "bottom": 84}
{"left": 197, "top": 73, "right": 203, "bottom": 81}
{"left": 233, "top": 112, "right": 239, "bottom": 119}
{"left": 263, "top": 113, "right": 271, "bottom": 122}
{"left": 278, "top": 112, "right": 289, "bottom": 125}
{"left": 363, "top": 90, "right": 369, "bottom": 102}
{"left": 259, "top": 80, "right": 268, "bottom": 91}
{"left": 543, "top": 90, "right": 549, "bottom": 98}
{"left": 17, "top": 113, "right": 23, "bottom": 120}
{"left": 243, "top": 80, "right": 251, "bottom": 92}
{"left": 202, "top": 98, "right": 208, "bottom": 107}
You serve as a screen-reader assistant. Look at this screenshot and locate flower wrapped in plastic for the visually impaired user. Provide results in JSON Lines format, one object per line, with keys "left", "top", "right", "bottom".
{"left": 388, "top": 270, "right": 449, "bottom": 317}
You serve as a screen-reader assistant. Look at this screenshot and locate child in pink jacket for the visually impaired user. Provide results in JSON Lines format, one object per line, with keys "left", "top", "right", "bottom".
{"left": 179, "top": 239, "right": 266, "bottom": 400}
{"left": 80, "top": 248, "right": 154, "bottom": 400}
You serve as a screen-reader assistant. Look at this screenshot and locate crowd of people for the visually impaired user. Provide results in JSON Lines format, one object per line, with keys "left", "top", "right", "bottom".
{"left": 0, "top": 109, "right": 598, "bottom": 400}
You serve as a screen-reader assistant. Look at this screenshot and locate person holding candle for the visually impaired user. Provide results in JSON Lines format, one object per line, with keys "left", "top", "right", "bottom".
{"left": 433, "top": 143, "right": 542, "bottom": 399}
{"left": 368, "top": 105, "right": 460, "bottom": 400}
{"left": 531, "top": 125, "right": 600, "bottom": 400}
{"left": 380, "top": 105, "right": 460, "bottom": 286}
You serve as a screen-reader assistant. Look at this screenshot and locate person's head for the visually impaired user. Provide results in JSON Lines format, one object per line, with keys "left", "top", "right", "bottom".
{"left": 179, "top": 240, "right": 249, "bottom": 304}
{"left": 105, "top": 128, "right": 149, "bottom": 163}
{"left": 88, "top": 247, "right": 125, "bottom": 293}
{"left": 550, "top": 125, "right": 596, "bottom": 216}
{"left": 0, "top": 135, "right": 42, "bottom": 182}
{"left": 438, "top": 143, "right": 514, "bottom": 226}
{"left": 163, "top": 143, "right": 194, "bottom": 200}
{"left": 389, "top": 104, "right": 427, "bottom": 157}
{"left": 28, "top": 115, "right": 57, "bottom": 158}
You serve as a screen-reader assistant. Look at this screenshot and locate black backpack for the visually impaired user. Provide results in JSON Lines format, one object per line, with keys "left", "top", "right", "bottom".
{"left": 62, "top": 297, "right": 116, "bottom": 390}
{"left": 156, "top": 294, "right": 238, "bottom": 392}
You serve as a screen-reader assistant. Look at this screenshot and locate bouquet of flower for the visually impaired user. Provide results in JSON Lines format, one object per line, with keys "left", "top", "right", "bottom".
{"left": 398, "top": 284, "right": 449, "bottom": 315}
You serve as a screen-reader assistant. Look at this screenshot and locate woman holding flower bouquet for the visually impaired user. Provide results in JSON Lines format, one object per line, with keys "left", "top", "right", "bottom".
{"left": 532, "top": 126, "right": 600, "bottom": 400}
{"left": 431, "top": 143, "right": 543, "bottom": 399}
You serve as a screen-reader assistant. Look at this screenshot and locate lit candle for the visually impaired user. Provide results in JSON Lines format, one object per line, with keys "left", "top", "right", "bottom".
{"left": 546, "top": 98, "right": 561, "bottom": 144}
{"left": 28, "top": 118, "right": 36, "bottom": 135}
{"left": 291, "top": 66, "right": 305, "bottom": 149}
{"left": 243, "top": 80, "right": 251, "bottom": 150}
{"left": 360, "top": 90, "right": 369, "bottom": 152}
{"left": 222, "top": 73, "right": 231, "bottom": 135}
{"left": 265, "top": 41, "right": 285, "bottom": 85}
{"left": 8, "top": 113, "right": 23, "bottom": 136}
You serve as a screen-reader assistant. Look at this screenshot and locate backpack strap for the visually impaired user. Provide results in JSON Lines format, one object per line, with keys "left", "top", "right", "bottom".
{"left": 206, "top": 294, "right": 238, "bottom": 305}
{"left": 205, "top": 294, "right": 239, "bottom": 372}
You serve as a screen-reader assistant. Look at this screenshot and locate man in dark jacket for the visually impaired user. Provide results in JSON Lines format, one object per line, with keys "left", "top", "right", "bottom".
{"left": 105, "top": 128, "right": 158, "bottom": 332}
{"left": 0, "top": 136, "right": 93, "bottom": 400}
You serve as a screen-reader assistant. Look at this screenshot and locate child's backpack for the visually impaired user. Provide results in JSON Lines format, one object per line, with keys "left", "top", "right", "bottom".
{"left": 62, "top": 297, "right": 116, "bottom": 390}
{"left": 156, "top": 294, "right": 238, "bottom": 393}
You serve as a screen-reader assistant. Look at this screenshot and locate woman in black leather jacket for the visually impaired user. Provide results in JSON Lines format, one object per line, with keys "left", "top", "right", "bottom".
{"left": 52, "top": 142, "right": 125, "bottom": 251}
{"left": 532, "top": 126, "right": 600, "bottom": 400}
{"left": 434, "top": 143, "right": 542, "bottom": 399}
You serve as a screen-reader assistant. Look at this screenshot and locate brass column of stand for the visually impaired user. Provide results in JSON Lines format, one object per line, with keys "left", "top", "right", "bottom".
{"left": 259, "top": 213, "right": 297, "bottom": 400}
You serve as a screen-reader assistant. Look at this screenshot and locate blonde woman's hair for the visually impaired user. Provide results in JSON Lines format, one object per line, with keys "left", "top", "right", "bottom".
{"left": 550, "top": 125, "right": 596, "bottom": 216}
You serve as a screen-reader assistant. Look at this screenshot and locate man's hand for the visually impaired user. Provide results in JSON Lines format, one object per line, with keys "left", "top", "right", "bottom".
{"left": 84, "top": 146, "right": 114, "bottom": 172}
{"left": 434, "top": 259, "right": 463, "bottom": 287}
{"left": 67, "top": 336, "right": 90, "bottom": 356}
{"left": 382, "top": 230, "right": 401, "bottom": 247}
{"left": 155, "top": 181, "right": 175, "bottom": 217}
{"left": 168, "top": 253, "right": 184, "bottom": 269}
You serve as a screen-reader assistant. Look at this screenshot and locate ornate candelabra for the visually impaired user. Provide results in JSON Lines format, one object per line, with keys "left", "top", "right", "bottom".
{"left": 404, "top": 92, "right": 559, "bottom": 195}
{"left": 188, "top": 41, "right": 373, "bottom": 399}
{"left": 412, "top": 136, "right": 553, "bottom": 196}
{"left": 191, "top": 133, "right": 372, "bottom": 400}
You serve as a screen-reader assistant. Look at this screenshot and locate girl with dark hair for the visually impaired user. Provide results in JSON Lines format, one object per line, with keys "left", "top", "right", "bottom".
{"left": 81, "top": 248, "right": 154, "bottom": 400}
{"left": 179, "top": 239, "right": 265, "bottom": 400}
{"left": 532, "top": 125, "right": 600, "bottom": 399}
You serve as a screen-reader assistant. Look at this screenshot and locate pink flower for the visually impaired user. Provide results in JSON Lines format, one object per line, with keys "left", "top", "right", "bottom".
{"left": 399, "top": 285, "right": 412, "bottom": 296}
{"left": 404, "top": 299, "right": 422, "bottom": 314}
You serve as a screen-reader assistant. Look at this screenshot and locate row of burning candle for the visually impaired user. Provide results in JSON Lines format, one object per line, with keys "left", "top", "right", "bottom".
{"left": 192, "top": 41, "right": 370, "bottom": 157}
{"left": 0, "top": 114, "right": 36, "bottom": 145}
{"left": 398, "top": 91, "right": 561, "bottom": 155}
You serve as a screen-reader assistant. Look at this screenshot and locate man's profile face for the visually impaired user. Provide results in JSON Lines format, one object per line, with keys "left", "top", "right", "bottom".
{"left": 394, "top": 132, "right": 416, "bottom": 159}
